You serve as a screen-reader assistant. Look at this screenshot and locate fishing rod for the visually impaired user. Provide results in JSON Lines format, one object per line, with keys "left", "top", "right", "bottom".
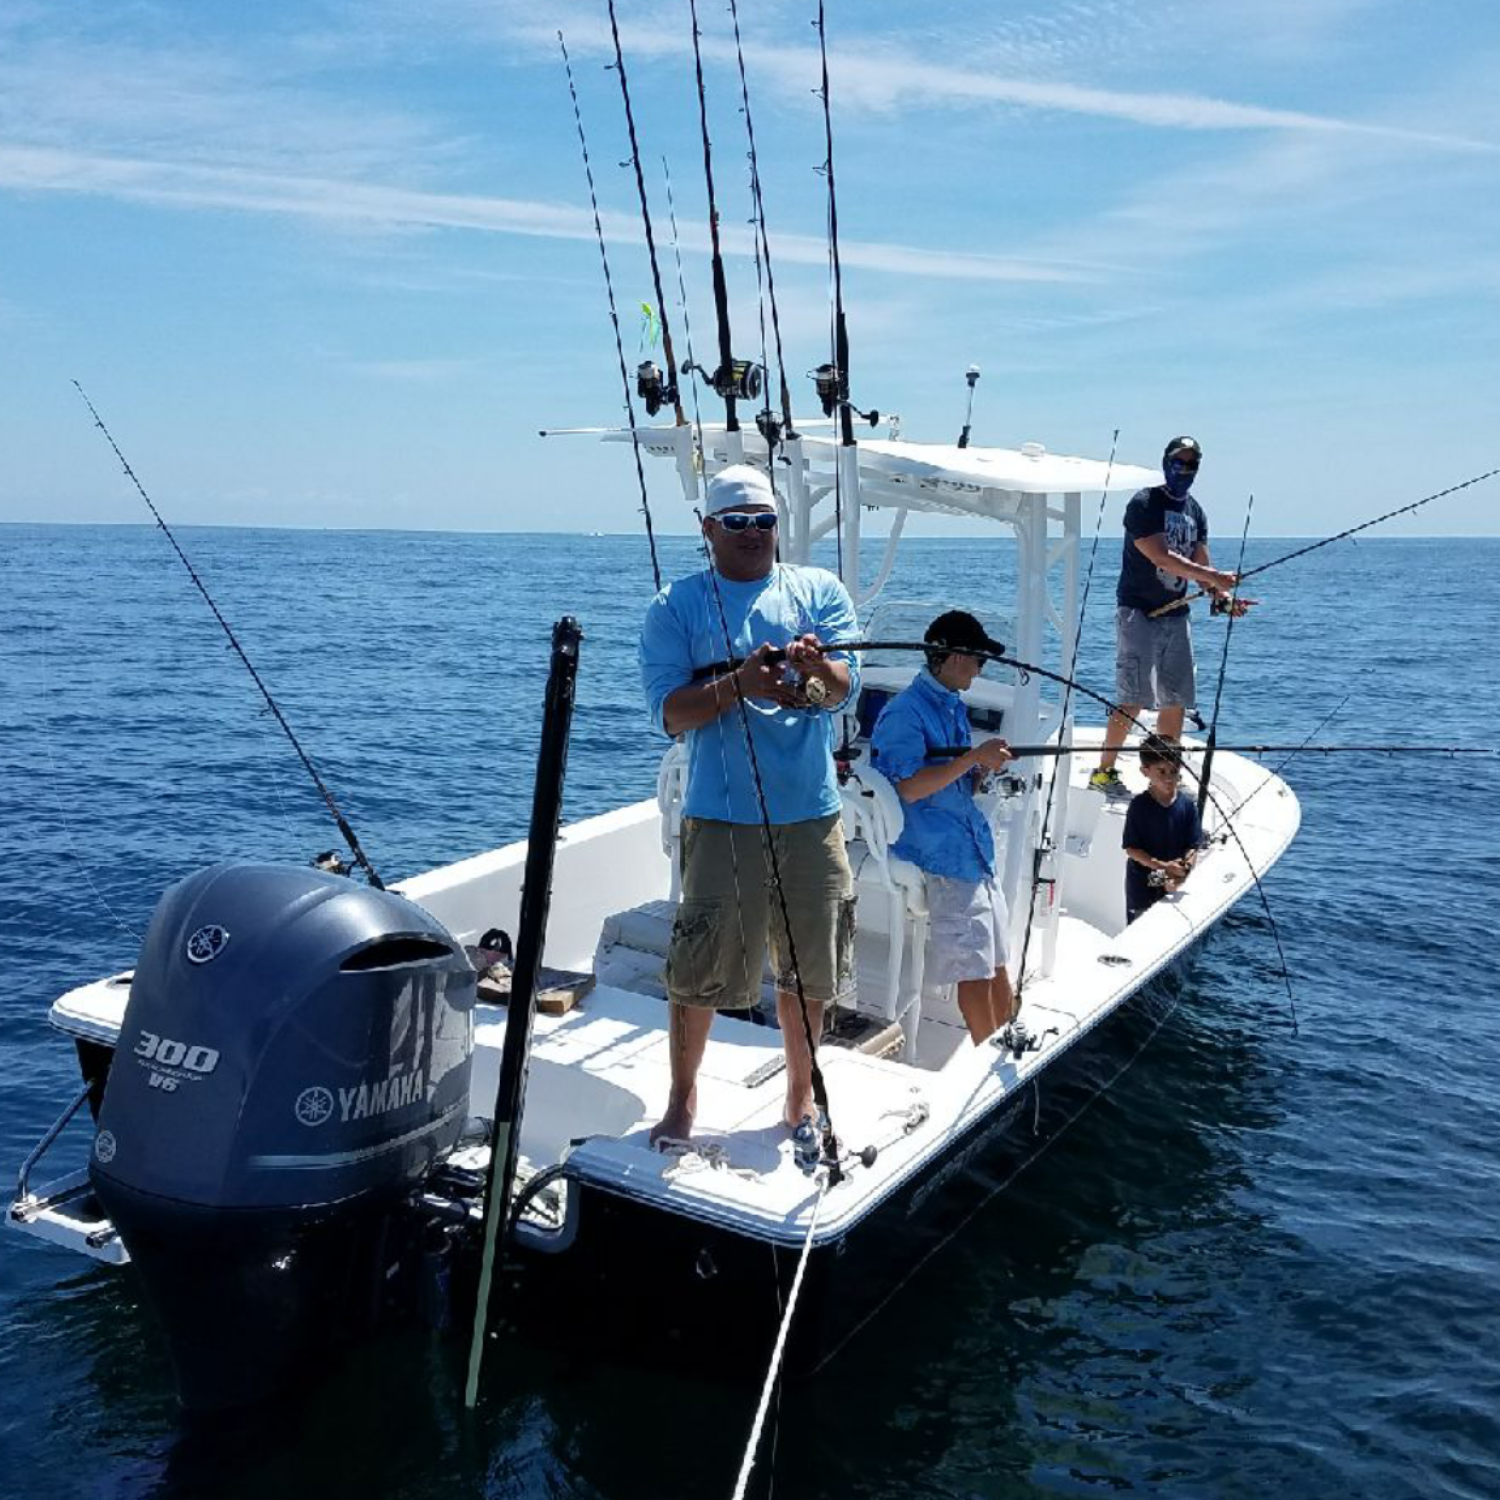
{"left": 663, "top": 155, "right": 709, "bottom": 456}
{"left": 920, "top": 742, "right": 1496, "bottom": 760}
{"left": 464, "top": 616, "right": 582, "bottom": 1408}
{"left": 813, "top": 0, "right": 858, "bottom": 580}
{"left": 815, "top": 0, "right": 855, "bottom": 454}
{"left": 694, "top": 634, "right": 1302, "bottom": 1028}
{"left": 1012, "top": 431, "right": 1119, "bottom": 1026}
{"left": 72, "top": 380, "right": 386, "bottom": 890}
{"left": 1212, "top": 692, "right": 1351, "bottom": 831}
{"left": 689, "top": 521, "right": 847, "bottom": 1186}
{"left": 605, "top": 0, "right": 685, "bottom": 429}
{"left": 685, "top": 0, "right": 760, "bottom": 439}
{"left": 1154, "top": 464, "right": 1500, "bottom": 616}
{"left": 1197, "top": 492, "right": 1255, "bottom": 817}
{"left": 728, "top": 0, "right": 795, "bottom": 449}
{"left": 670, "top": 42, "right": 842, "bottom": 1171}
{"left": 558, "top": 32, "right": 663, "bottom": 593}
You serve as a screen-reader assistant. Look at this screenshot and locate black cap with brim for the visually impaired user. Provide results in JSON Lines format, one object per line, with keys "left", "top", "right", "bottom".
{"left": 924, "top": 609, "right": 1005, "bottom": 658}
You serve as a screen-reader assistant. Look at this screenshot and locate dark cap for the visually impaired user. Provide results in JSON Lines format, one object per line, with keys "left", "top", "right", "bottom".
{"left": 1163, "top": 435, "right": 1202, "bottom": 464}
{"left": 924, "top": 609, "right": 1004, "bottom": 659}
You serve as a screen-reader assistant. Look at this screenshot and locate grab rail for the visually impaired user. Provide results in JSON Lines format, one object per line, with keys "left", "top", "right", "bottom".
{"left": 13, "top": 1079, "right": 95, "bottom": 1210}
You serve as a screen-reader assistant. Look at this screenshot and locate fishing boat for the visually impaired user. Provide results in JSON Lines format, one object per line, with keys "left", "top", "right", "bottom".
{"left": 8, "top": 409, "right": 1301, "bottom": 1408}
{"left": 6, "top": 2, "right": 1308, "bottom": 1414}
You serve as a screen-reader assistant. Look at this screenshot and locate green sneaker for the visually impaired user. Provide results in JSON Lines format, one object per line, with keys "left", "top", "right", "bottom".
{"left": 1088, "top": 766, "right": 1131, "bottom": 799}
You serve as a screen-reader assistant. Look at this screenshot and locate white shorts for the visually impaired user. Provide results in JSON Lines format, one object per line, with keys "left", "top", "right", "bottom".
{"left": 926, "top": 874, "right": 1010, "bottom": 986}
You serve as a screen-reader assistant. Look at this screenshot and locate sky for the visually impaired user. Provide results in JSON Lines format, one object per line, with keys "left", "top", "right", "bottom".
{"left": 2, "top": 0, "right": 1497, "bottom": 537}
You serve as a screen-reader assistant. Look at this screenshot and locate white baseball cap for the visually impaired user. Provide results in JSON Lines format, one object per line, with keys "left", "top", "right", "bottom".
{"left": 705, "top": 464, "right": 775, "bottom": 514}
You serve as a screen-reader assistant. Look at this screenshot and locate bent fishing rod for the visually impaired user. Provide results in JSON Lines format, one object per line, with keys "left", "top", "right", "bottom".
{"left": 695, "top": 643, "right": 1495, "bottom": 754}
{"left": 693, "top": 634, "right": 1301, "bottom": 1027}
{"left": 72, "top": 380, "right": 386, "bottom": 889}
{"left": 558, "top": 32, "right": 664, "bottom": 593}
{"left": 1154, "top": 464, "right": 1500, "bottom": 616}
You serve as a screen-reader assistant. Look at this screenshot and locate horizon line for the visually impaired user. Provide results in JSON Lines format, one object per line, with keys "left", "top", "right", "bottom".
{"left": 2, "top": 519, "right": 1492, "bottom": 541}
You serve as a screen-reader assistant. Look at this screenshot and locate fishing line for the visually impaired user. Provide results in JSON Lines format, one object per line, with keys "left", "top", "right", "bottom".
{"left": 673, "top": 10, "right": 838, "bottom": 1147}
{"left": 1196, "top": 492, "right": 1256, "bottom": 816}
{"left": 605, "top": 0, "right": 686, "bottom": 429}
{"left": 72, "top": 380, "right": 385, "bottom": 890}
{"left": 663, "top": 155, "right": 709, "bottom": 459}
{"left": 922, "top": 739, "right": 1492, "bottom": 759}
{"left": 731, "top": 1179, "right": 826, "bottom": 1500}
{"left": 675, "top": 11, "right": 840, "bottom": 1152}
{"left": 728, "top": 0, "right": 795, "bottom": 447}
{"left": 814, "top": 0, "right": 850, "bottom": 577}
{"left": 558, "top": 34, "right": 663, "bottom": 593}
{"left": 696, "top": 635, "right": 1300, "bottom": 1029}
{"left": 1155, "top": 464, "right": 1500, "bottom": 615}
{"left": 1013, "top": 431, "right": 1119, "bottom": 1016}
{"left": 1213, "top": 692, "right": 1353, "bottom": 830}
{"left": 692, "top": 525, "right": 847, "bottom": 1183}
{"left": 831, "top": 972, "right": 1192, "bottom": 1359}
{"left": 686, "top": 0, "right": 746, "bottom": 437}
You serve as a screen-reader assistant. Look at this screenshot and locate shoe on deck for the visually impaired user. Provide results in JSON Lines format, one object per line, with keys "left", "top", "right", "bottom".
{"left": 1088, "top": 766, "right": 1132, "bottom": 799}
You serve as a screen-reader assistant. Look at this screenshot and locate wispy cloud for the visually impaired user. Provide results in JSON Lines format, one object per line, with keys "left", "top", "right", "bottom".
{"left": 498, "top": 9, "right": 1499, "bottom": 154}
{"left": 814, "top": 52, "right": 1498, "bottom": 152}
{"left": 0, "top": 144, "right": 1093, "bottom": 285}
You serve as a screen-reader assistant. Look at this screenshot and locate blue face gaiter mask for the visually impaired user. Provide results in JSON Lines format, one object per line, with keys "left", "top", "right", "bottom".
{"left": 1163, "top": 460, "right": 1197, "bottom": 498}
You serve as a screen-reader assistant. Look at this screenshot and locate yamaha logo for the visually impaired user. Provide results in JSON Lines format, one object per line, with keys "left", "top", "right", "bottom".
{"left": 294, "top": 1087, "right": 335, "bottom": 1128}
{"left": 185, "top": 925, "right": 231, "bottom": 965}
{"left": 94, "top": 1130, "right": 117, "bottom": 1164}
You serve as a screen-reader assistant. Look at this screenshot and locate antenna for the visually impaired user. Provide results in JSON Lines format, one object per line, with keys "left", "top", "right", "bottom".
{"left": 957, "top": 364, "right": 980, "bottom": 449}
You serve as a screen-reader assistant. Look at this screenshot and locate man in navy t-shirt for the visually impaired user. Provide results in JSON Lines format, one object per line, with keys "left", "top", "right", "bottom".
{"left": 1121, "top": 737, "right": 1204, "bottom": 922}
{"left": 1089, "top": 436, "right": 1243, "bottom": 799}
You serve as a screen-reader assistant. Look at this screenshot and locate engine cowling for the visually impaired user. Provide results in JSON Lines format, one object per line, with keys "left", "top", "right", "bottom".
{"left": 90, "top": 862, "right": 475, "bottom": 1409}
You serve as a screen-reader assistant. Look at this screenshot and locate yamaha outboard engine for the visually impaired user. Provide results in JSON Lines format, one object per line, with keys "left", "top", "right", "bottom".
{"left": 90, "top": 862, "right": 475, "bottom": 1410}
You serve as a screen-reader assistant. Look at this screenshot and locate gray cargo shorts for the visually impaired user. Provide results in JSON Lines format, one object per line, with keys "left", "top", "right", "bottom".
{"left": 1115, "top": 606, "right": 1196, "bottom": 710}
{"left": 926, "top": 874, "right": 1010, "bottom": 986}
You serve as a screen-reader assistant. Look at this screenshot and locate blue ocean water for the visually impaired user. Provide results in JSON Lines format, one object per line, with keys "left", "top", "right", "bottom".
{"left": 3, "top": 523, "right": 1499, "bottom": 1499}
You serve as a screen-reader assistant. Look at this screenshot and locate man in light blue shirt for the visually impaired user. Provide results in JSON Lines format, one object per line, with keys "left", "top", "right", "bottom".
{"left": 639, "top": 465, "right": 859, "bottom": 1145}
{"left": 871, "top": 611, "right": 1016, "bottom": 1045}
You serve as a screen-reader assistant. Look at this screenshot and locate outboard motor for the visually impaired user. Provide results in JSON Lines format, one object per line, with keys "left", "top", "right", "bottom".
{"left": 89, "top": 862, "right": 475, "bottom": 1410}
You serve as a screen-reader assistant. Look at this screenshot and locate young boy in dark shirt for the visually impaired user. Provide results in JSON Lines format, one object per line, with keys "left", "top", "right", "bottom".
{"left": 1121, "top": 737, "right": 1203, "bottom": 924}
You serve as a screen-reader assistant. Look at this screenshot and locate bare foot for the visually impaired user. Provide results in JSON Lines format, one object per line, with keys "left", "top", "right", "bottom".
{"left": 783, "top": 1090, "right": 816, "bottom": 1130}
{"left": 649, "top": 1088, "right": 696, "bottom": 1148}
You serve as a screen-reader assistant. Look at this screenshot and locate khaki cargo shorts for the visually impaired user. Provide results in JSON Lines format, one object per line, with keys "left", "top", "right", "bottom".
{"left": 665, "top": 813, "right": 856, "bottom": 1010}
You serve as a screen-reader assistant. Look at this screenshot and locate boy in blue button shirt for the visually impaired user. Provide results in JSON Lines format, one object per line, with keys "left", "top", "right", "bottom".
{"left": 1122, "top": 736, "right": 1204, "bottom": 923}
{"left": 871, "top": 611, "right": 1016, "bottom": 1045}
